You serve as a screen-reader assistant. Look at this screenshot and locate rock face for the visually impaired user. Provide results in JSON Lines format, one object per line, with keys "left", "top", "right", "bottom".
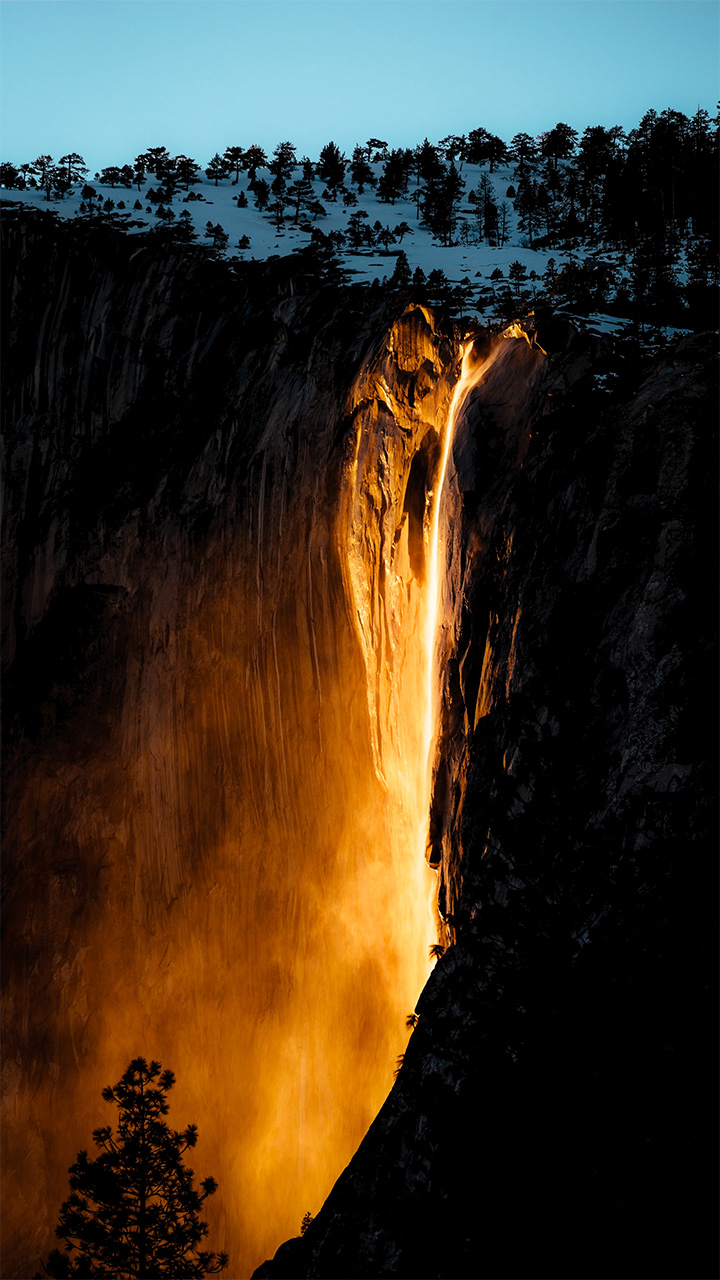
{"left": 255, "top": 326, "right": 718, "bottom": 1280}
{"left": 2, "top": 211, "right": 717, "bottom": 1280}
{"left": 1, "top": 211, "right": 458, "bottom": 1279}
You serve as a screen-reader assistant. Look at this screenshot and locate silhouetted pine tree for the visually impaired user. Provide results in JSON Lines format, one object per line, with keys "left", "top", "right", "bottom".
{"left": 390, "top": 249, "right": 411, "bottom": 285}
{"left": 41, "top": 1058, "right": 228, "bottom": 1279}
{"left": 205, "top": 153, "right": 229, "bottom": 186}
{"left": 317, "top": 141, "right": 346, "bottom": 200}
{"left": 349, "top": 145, "right": 375, "bottom": 192}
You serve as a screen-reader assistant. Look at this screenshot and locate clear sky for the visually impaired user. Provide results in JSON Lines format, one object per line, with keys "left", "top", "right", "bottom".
{"left": 1, "top": 0, "right": 717, "bottom": 172}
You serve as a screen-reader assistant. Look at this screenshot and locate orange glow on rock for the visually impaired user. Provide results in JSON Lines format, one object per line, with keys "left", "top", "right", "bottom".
{"left": 2, "top": 309, "right": 493, "bottom": 1280}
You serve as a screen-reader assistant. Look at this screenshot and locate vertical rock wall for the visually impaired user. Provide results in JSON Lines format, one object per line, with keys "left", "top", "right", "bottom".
{"left": 256, "top": 325, "right": 717, "bottom": 1279}
{"left": 1, "top": 214, "right": 463, "bottom": 1279}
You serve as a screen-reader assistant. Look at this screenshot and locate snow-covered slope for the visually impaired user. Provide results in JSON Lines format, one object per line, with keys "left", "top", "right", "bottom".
{"left": 0, "top": 162, "right": 597, "bottom": 294}
{"left": 2, "top": 156, "right": 698, "bottom": 341}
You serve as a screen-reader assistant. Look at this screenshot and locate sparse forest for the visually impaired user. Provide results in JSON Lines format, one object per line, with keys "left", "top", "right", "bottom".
{"left": 1, "top": 106, "right": 717, "bottom": 328}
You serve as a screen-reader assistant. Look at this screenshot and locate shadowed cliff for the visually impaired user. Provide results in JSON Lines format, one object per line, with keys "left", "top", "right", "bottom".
{"left": 255, "top": 324, "right": 718, "bottom": 1279}
{"left": 2, "top": 210, "right": 717, "bottom": 1280}
{"left": 1, "top": 210, "right": 459, "bottom": 1278}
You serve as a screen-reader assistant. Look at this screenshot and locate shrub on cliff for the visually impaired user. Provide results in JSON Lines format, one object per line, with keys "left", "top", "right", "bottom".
{"left": 40, "top": 1058, "right": 228, "bottom": 1279}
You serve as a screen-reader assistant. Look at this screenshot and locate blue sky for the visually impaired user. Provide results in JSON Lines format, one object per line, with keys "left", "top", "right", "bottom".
{"left": 1, "top": 0, "right": 717, "bottom": 171}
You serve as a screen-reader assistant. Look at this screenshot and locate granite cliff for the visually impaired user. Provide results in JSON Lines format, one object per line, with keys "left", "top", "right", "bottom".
{"left": 2, "top": 210, "right": 716, "bottom": 1279}
{"left": 257, "top": 319, "right": 717, "bottom": 1279}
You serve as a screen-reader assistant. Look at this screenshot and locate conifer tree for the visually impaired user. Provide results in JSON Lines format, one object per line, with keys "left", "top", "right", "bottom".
{"left": 253, "top": 178, "right": 270, "bottom": 211}
{"left": 346, "top": 209, "right": 370, "bottom": 249}
{"left": 59, "top": 152, "right": 88, "bottom": 186}
{"left": 99, "top": 166, "right": 123, "bottom": 188}
{"left": 205, "top": 153, "right": 229, "bottom": 186}
{"left": 509, "top": 132, "right": 539, "bottom": 177}
{"left": 486, "top": 133, "right": 509, "bottom": 171}
{"left": 349, "top": 145, "right": 375, "bottom": 192}
{"left": 377, "top": 149, "right": 410, "bottom": 204}
{"left": 145, "top": 146, "right": 172, "bottom": 177}
{"left": 390, "top": 249, "right": 412, "bottom": 286}
{"left": 32, "top": 154, "right": 55, "bottom": 199}
{"left": 243, "top": 145, "right": 268, "bottom": 183}
{"left": 508, "top": 259, "right": 528, "bottom": 296}
{"left": 317, "top": 141, "right": 346, "bottom": 199}
{"left": 205, "top": 221, "right": 229, "bottom": 249}
{"left": 539, "top": 122, "right": 578, "bottom": 169}
{"left": 133, "top": 153, "right": 150, "bottom": 189}
{"left": 41, "top": 1058, "right": 228, "bottom": 1279}
{"left": 175, "top": 156, "right": 201, "bottom": 190}
{"left": 0, "top": 161, "right": 21, "bottom": 188}
{"left": 269, "top": 141, "right": 297, "bottom": 179}
{"left": 223, "top": 146, "right": 245, "bottom": 184}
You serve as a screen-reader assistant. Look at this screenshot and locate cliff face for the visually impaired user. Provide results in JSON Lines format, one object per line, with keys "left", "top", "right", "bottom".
{"left": 1, "top": 213, "right": 461, "bottom": 1279}
{"left": 256, "top": 324, "right": 717, "bottom": 1280}
{"left": 2, "top": 212, "right": 716, "bottom": 1280}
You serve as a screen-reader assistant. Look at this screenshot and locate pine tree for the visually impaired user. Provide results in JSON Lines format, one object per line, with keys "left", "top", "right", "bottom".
{"left": 32, "top": 154, "right": 55, "bottom": 200}
{"left": 174, "top": 210, "right": 198, "bottom": 242}
{"left": 145, "top": 147, "right": 172, "bottom": 176}
{"left": 99, "top": 166, "right": 123, "bottom": 188}
{"left": 374, "top": 223, "right": 397, "bottom": 254}
{"left": 422, "top": 160, "right": 465, "bottom": 246}
{"left": 205, "top": 221, "right": 229, "bottom": 249}
{"left": 349, "top": 145, "right": 375, "bottom": 192}
{"left": 205, "top": 154, "right": 229, "bottom": 186}
{"left": 377, "top": 149, "right": 410, "bottom": 204}
{"left": 269, "top": 141, "right": 297, "bottom": 179}
{"left": 41, "top": 1059, "right": 228, "bottom": 1279}
{"left": 509, "top": 132, "right": 539, "bottom": 177}
{"left": 243, "top": 145, "right": 268, "bottom": 183}
{"left": 346, "top": 209, "right": 370, "bottom": 249}
{"left": 287, "top": 162, "right": 314, "bottom": 222}
{"left": 59, "top": 152, "right": 88, "bottom": 186}
{"left": 317, "top": 141, "right": 346, "bottom": 200}
{"left": 486, "top": 134, "right": 508, "bottom": 172}
{"left": 133, "top": 154, "right": 149, "bottom": 189}
{"left": 253, "top": 178, "right": 270, "bottom": 211}
{"left": 466, "top": 127, "right": 492, "bottom": 165}
{"left": 366, "top": 138, "right": 388, "bottom": 162}
{"left": 269, "top": 170, "right": 290, "bottom": 227}
{"left": 175, "top": 156, "right": 201, "bottom": 190}
{"left": 0, "top": 161, "right": 21, "bottom": 188}
{"left": 223, "top": 146, "right": 245, "bottom": 184}
{"left": 414, "top": 138, "right": 443, "bottom": 185}
{"left": 539, "top": 123, "right": 578, "bottom": 169}
{"left": 508, "top": 259, "right": 528, "bottom": 296}
{"left": 390, "top": 250, "right": 411, "bottom": 286}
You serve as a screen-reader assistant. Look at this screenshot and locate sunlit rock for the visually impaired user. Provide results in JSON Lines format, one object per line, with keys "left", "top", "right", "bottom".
{"left": 2, "top": 209, "right": 716, "bottom": 1280}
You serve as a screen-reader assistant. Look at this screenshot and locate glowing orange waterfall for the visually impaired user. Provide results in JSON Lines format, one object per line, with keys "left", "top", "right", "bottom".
{"left": 341, "top": 329, "right": 497, "bottom": 1042}
{"left": 3, "top": 306, "right": 494, "bottom": 1280}
{"left": 422, "top": 346, "right": 480, "bottom": 821}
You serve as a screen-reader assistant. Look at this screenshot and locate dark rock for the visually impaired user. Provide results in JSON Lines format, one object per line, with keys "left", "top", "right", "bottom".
{"left": 2, "top": 210, "right": 716, "bottom": 1280}
{"left": 255, "top": 331, "right": 718, "bottom": 1279}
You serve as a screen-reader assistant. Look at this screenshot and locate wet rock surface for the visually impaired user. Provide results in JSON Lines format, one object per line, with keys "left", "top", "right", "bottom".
{"left": 2, "top": 212, "right": 457, "bottom": 1279}
{"left": 256, "top": 328, "right": 718, "bottom": 1279}
{"left": 2, "top": 211, "right": 717, "bottom": 1279}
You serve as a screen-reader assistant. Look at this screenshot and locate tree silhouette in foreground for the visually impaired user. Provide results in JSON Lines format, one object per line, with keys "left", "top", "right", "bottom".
{"left": 41, "top": 1058, "right": 229, "bottom": 1279}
